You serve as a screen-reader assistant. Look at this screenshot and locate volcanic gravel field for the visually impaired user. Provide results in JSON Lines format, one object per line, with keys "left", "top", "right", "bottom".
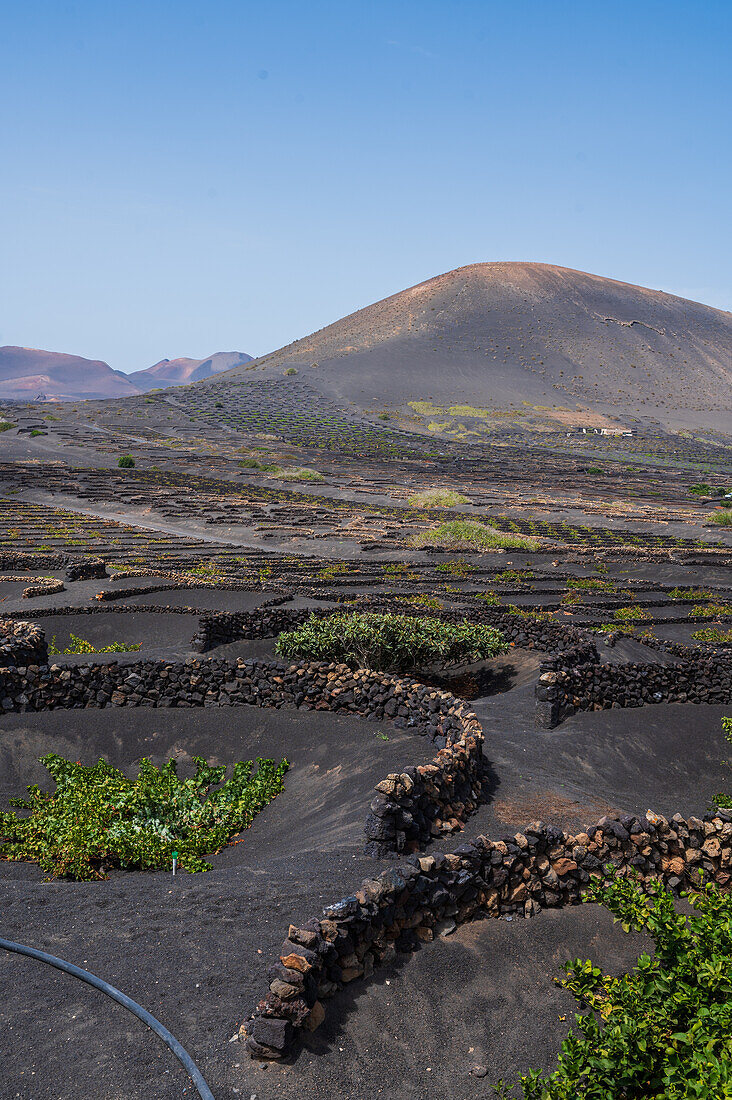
{"left": 0, "top": 364, "right": 730, "bottom": 1100}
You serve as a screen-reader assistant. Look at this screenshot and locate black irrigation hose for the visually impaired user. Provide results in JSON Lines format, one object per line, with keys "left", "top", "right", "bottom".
{"left": 0, "top": 937, "right": 215, "bottom": 1100}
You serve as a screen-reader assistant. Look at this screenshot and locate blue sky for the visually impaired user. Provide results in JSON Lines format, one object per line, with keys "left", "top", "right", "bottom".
{"left": 1, "top": 0, "right": 730, "bottom": 372}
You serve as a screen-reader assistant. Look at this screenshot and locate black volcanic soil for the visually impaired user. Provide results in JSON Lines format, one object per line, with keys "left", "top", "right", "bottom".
{"left": 0, "top": 689, "right": 727, "bottom": 1100}
{"left": 28, "top": 611, "right": 200, "bottom": 663}
{"left": 0, "top": 360, "right": 730, "bottom": 1100}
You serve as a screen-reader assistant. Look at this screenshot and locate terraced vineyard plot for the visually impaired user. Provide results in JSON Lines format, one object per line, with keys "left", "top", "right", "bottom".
{"left": 488, "top": 514, "right": 720, "bottom": 549}
{"left": 170, "top": 378, "right": 434, "bottom": 457}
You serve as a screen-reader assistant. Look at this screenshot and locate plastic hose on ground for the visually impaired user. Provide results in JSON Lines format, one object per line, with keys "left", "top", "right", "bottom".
{"left": 0, "top": 937, "right": 216, "bottom": 1100}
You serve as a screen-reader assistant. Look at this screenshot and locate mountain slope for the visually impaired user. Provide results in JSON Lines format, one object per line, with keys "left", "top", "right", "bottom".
{"left": 0, "top": 347, "right": 138, "bottom": 401}
{"left": 128, "top": 351, "right": 253, "bottom": 392}
{"left": 0, "top": 348, "right": 254, "bottom": 401}
{"left": 222, "top": 263, "right": 732, "bottom": 432}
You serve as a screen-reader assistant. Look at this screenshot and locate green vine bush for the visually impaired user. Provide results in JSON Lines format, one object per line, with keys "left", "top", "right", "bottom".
{"left": 0, "top": 754, "right": 288, "bottom": 880}
{"left": 48, "top": 633, "right": 142, "bottom": 655}
{"left": 276, "top": 612, "right": 506, "bottom": 673}
{"left": 496, "top": 872, "right": 732, "bottom": 1099}
{"left": 692, "top": 628, "right": 732, "bottom": 644}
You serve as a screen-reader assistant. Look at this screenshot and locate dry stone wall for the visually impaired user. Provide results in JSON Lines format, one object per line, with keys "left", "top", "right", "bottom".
{"left": 0, "top": 626, "right": 482, "bottom": 856}
{"left": 0, "top": 619, "right": 47, "bottom": 667}
{"left": 537, "top": 650, "right": 732, "bottom": 727}
{"left": 0, "top": 549, "right": 105, "bottom": 581}
{"left": 242, "top": 808, "right": 732, "bottom": 1059}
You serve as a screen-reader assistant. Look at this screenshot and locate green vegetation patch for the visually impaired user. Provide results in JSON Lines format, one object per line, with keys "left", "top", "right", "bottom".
{"left": 276, "top": 611, "right": 506, "bottom": 673}
{"left": 436, "top": 560, "right": 475, "bottom": 577}
{"left": 117, "top": 454, "right": 135, "bottom": 468}
{"left": 0, "top": 753, "right": 289, "bottom": 880}
{"left": 670, "top": 587, "right": 713, "bottom": 601}
{"left": 709, "top": 510, "right": 732, "bottom": 527}
{"left": 0, "top": 421, "right": 16, "bottom": 432}
{"left": 407, "top": 400, "right": 444, "bottom": 417}
{"left": 411, "top": 520, "right": 540, "bottom": 552}
{"left": 238, "top": 458, "right": 323, "bottom": 482}
{"left": 565, "top": 577, "right": 616, "bottom": 592}
{"left": 689, "top": 603, "right": 732, "bottom": 619}
{"left": 407, "top": 488, "right": 470, "bottom": 508}
{"left": 614, "top": 605, "right": 647, "bottom": 622}
{"left": 496, "top": 872, "right": 732, "bottom": 1100}
{"left": 446, "top": 404, "right": 492, "bottom": 418}
{"left": 495, "top": 568, "right": 535, "bottom": 585}
{"left": 49, "top": 633, "right": 141, "bottom": 655}
{"left": 692, "top": 627, "right": 732, "bottom": 644}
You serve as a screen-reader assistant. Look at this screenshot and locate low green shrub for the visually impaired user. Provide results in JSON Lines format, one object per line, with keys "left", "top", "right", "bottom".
{"left": 475, "top": 591, "right": 499, "bottom": 606}
{"left": 410, "top": 520, "right": 540, "bottom": 551}
{"left": 407, "top": 489, "right": 470, "bottom": 508}
{"left": 0, "top": 753, "right": 289, "bottom": 880}
{"left": 692, "top": 627, "right": 732, "bottom": 644}
{"left": 670, "top": 587, "right": 713, "bottom": 600}
{"left": 0, "top": 421, "right": 16, "bottom": 432}
{"left": 277, "top": 466, "right": 324, "bottom": 483}
{"left": 689, "top": 603, "right": 732, "bottom": 619}
{"left": 48, "top": 633, "right": 141, "bottom": 655}
{"left": 276, "top": 612, "right": 507, "bottom": 672}
{"left": 496, "top": 872, "right": 732, "bottom": 1100}
{"left": 118, "top": 454, "right": 135, "bottom": 468}
{"left": 395, "top": 594, "right": 443, "bottom": 610}
{"left": 495, "top": 569, "right": 534, "bottom": 584}
{"left": 614, "top": 605, "right": 646, "bottom": 622}
{"left": 565, "top": 577, "right": 615, "bottom": 592}
{"left": 506, "top": 604, "right": 553, "bottom": 621}
{"left": 29, "top": 429, "right": 45, "bottom": 437}
{"left": 436, "top": 560, "right": 475, "bottom": 577}
{"left": 709, "top": 510, "right": 732, "bottom": 527}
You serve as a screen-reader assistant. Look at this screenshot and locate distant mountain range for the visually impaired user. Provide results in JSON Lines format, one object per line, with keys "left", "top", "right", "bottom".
{"left": 0, "top": 347, "right": 253, "bottom": 402}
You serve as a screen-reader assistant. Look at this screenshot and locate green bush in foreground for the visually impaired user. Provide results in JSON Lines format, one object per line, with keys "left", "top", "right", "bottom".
{"left": 276, "top": 612, "right": 507, "bottom": 672}
{"left": 410, "top": 520, "right": 540, "bottom": 551}
{"left": 118, "top": 454, "right": 135, "bottom": 468}
{"left": 496, "top": 873, "right": 732, "bottom": 1099}
{"left": 710, "top": 509, "right": 732, "bottom": 527}
{"left": 0, "top": 754, "right": 288, "bottom": 880}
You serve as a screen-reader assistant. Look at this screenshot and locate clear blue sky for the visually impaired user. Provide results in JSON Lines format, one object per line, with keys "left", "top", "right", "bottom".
{"left": 1, "top": 0, "right": 730, "bottom": 372}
